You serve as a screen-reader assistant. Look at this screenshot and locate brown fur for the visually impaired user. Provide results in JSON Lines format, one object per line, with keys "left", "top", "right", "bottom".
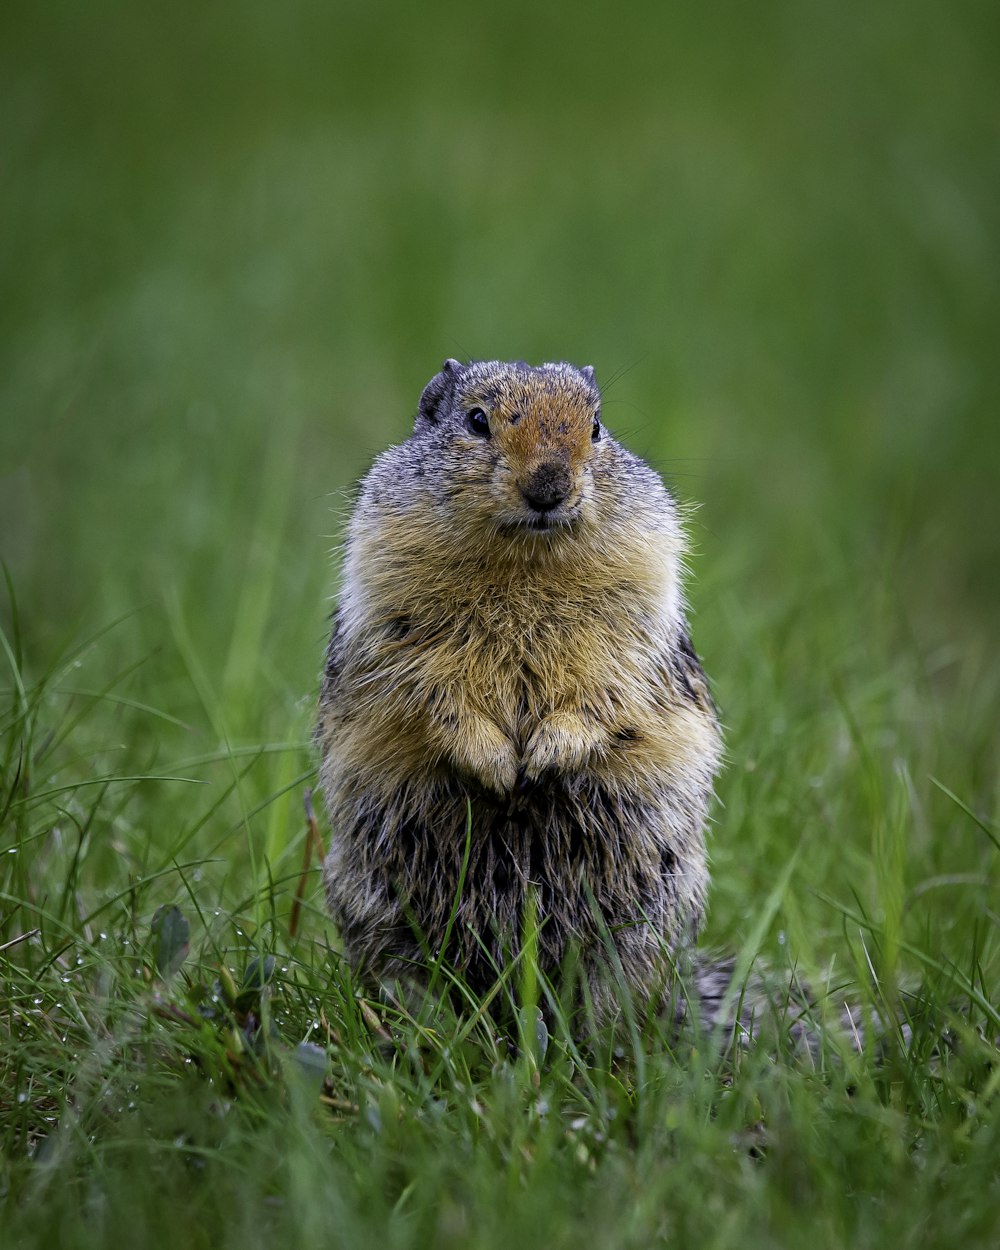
{"left": 317, "top": 360, "right": 722, "bottom": 1022}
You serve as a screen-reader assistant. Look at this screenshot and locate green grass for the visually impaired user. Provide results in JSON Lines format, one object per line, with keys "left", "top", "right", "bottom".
{"left": 2, "top": 0, "right": 999, "bottom": 1245}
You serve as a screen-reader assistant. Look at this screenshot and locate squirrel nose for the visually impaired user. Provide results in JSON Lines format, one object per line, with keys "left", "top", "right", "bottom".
{"left": 519, "top": 462, "right": 572, "bottom": 512}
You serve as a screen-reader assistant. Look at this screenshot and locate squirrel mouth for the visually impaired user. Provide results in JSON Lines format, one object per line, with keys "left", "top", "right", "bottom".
{"left": 497, "top": 492, "right": 583, "bottom": 535}
{"left": 509, "top": 507, "right": 579, "bottom": 534}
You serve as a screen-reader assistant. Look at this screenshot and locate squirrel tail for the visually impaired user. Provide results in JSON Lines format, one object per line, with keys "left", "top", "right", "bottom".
{"left": 671, "top": 950, "right": 871, "bottom": 1055}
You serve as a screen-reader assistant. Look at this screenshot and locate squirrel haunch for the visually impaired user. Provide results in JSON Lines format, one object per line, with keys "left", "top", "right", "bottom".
{"left": 317, "top": 359, "right": 722, "bottom": 1018}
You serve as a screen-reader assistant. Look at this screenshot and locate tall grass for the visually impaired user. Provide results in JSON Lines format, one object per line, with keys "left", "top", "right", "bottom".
{"left": 1, "top": 604, "right": 997, "bottom": 1248}
{"left": 2, "top": 0, "right": 999, "bottom": 1245}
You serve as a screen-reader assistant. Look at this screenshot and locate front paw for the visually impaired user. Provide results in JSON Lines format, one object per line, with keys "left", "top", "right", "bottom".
{"left": 521, "top": 712, "right": 604, "bottom": 782}
{"left": 451, "top": 718, "right": 519, "bottom": 794}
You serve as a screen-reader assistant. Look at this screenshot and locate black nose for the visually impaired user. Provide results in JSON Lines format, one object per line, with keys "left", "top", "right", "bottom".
{"left": 519, "top": 462, "right": 572, "bottom": 512}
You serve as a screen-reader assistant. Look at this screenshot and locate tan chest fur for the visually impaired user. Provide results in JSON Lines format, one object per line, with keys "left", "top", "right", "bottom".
{"left": 328, "top": 508, "right": 714, "bottom": 799}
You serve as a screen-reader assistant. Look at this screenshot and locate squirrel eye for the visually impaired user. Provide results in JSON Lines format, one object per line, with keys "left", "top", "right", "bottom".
{"left": 466, "top": 407, "right": 491, "bottom": 438}
{"left": 591, "top": 414, "right": 602, "bottom": 442}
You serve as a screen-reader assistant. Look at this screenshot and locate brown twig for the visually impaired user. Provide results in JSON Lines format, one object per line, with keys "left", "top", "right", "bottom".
{"left": 289, "top": 788, "right": 325, "bottom": 938}
{"left": 0, "top": 928, "right": 40, "bottom": 954}
{"left": 306, "top": 788, "right": 326, "bottom": 860}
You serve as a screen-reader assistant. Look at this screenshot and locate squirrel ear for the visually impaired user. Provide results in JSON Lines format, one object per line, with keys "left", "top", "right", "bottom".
{"left": 417, "top": 359, "right": 462, "bottom": 427}
{"left": 580, "top": 364, "right": 597, "bottom": 387}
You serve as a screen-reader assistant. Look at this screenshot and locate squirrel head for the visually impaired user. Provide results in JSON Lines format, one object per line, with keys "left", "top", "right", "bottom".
{"left": 415, "top": 359, "right": 606, "bottom": 535}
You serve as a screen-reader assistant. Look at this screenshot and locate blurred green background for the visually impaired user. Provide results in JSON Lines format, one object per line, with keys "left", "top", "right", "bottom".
{"left": 2, "top": 0, "right": 998, "bottom": 941}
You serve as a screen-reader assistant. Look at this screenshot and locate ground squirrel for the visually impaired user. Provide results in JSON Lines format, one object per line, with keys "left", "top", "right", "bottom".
{"left": 317, "top": 358, "right": 727, "bottom": 1026}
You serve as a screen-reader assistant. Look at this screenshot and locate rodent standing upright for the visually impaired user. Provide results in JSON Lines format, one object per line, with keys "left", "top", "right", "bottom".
{"left": 317, "top": 359, "right": 722, "bottom": 1023}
